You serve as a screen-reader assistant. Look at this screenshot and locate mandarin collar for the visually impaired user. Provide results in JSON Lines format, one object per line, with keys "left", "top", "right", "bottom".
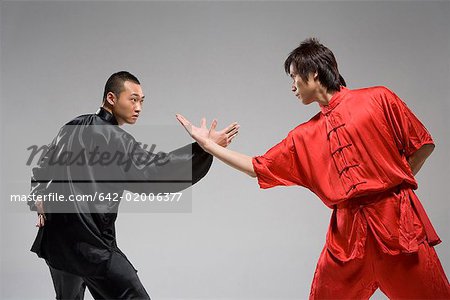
{"left": 320, "top": 86, "right": 349, "bottom": 115}
{"left": 96, "top": 107, "right": 119, "bottom": 125}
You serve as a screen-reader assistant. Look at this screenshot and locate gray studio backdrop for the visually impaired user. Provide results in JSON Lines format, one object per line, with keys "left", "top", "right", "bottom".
{"left": 1, "top": 1, "right": 449, "bottom": 299}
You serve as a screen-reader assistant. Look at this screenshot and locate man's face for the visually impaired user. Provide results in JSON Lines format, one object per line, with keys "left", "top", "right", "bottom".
{"left": 289, "top": 63, "right": 318, "bottom": 105}
{"left": 109, "top": 81, "right": 145, "bottom": 125}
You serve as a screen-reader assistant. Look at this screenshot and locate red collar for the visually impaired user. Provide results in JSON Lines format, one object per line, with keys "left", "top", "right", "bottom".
{"left": 320, "top": 87, "right": 349, "bottom": 115}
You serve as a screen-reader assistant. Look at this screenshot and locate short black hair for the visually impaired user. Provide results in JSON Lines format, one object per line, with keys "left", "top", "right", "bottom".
{"left": 103, "top": 71, "right": 140, "bottom": 102}
{"left": 284, "top": 38, "right": 345, "bottom": 92}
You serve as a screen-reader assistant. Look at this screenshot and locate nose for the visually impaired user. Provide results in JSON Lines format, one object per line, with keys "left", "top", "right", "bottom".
{"left": 135, "top": 102, "right": 142, "bottom": 113}
{"left": 291, "top": 83, "right": 297, "bottom": 93}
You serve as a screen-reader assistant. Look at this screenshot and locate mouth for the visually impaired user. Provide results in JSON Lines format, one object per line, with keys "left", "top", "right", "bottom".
{"left": 132, "top": 115, "right": 139, "bottom": 119}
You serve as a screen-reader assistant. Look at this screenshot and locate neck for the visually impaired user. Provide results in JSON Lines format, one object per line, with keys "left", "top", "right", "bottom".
{"left": 101, "top": 104, "right": 113, "bottom": 114}
{"left": 315, "top": 87, "right": 336, "bottom": 106}
{"left": 101, "top": 104, "right": 123, "bottom": 126}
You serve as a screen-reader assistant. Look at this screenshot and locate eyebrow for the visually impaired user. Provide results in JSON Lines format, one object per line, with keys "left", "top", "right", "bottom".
{"left": 131, "top": 93, "right": 145, "bottom": 99}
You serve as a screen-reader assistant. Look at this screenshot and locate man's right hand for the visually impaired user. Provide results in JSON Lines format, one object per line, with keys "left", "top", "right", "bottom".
{"left": 207, "top": 119, "right": 239, "bottom": 148}
{"left": 35, "top": 198, "right": 46, "bottom": 228}
{"left": 175, "top": 114, "right": 239, "bottom": 150}
{"left": 176, "top": 114, "right": 256, "bottom": 177}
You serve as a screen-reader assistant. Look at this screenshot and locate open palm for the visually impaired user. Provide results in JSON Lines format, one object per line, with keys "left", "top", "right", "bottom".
{"left": 176, "top": 114, "right": 239, "bottom": 148}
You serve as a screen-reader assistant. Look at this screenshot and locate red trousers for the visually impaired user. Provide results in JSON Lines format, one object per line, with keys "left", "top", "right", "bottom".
{"left": 310, "top": 231, "right": 450, "bottom": 299}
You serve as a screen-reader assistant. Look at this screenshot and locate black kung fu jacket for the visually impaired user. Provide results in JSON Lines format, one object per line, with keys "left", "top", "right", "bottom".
{"left": 28, "top": 107, "right": 213, "bottom": 276}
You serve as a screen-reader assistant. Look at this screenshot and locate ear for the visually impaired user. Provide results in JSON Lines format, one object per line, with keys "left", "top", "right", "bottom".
{"left": 105, "top": 92, "right": 117, "bottom": 106}
{"left": 313, "top": 71, "right": 319, "bottom": 81}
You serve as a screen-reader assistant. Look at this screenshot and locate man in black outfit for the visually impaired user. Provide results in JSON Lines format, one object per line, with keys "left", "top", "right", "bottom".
{"left": 28, "top": 71, "right": 239, "bottom": 299}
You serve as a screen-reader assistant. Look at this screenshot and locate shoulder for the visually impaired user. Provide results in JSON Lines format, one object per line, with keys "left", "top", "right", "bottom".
{"left": 349, "top": 86, "right": 396, "bottom": 99}
{"left": 347, "top": 86, "right": 401, "bottom": 110}
{"left": 65, "top": 114, "right": 92, "bottom": 125}
{"left": 64, "top": 113, "right": 136, "bottom": 143}
{"left": 287, "top": 112, "right": 322, "bottom": 137}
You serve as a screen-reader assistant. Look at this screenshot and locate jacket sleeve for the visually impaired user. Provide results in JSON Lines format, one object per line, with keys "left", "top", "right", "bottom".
{"left": 381, "top": 88, "right": 434, "bottom": 158}
{"left": 29, "top": 141, "right": 58, "bottom": 211}
{"left": 118, "top": 132, "right": 213, "bottom": 193}
{"left": 252, "top": 131, "right": 308, "bottom": 189}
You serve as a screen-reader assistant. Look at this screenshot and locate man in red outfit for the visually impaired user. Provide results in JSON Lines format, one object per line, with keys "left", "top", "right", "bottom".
{"left": 176, "top": 38, "right": 450, "bottom": 299}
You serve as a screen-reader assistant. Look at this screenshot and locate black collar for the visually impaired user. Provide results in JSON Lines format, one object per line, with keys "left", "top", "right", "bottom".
{"left": 96, "top": 107, "right": 119, "bottom": 125}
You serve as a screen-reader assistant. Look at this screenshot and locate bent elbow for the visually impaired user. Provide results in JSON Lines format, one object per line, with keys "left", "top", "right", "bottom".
{"left": 423, "top": 143, "right": 435, "bottom": 157}
{"left": 247, "top": 170, "right": 257, "bottom": 178}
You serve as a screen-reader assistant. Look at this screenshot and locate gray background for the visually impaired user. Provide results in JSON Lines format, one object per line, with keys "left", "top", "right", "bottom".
{"left": 1, "top": 1, "right": 449, "bottom": 299}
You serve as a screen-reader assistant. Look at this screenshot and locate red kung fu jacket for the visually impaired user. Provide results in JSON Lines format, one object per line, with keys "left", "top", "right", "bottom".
{"left": 252, "top": 86, "right": 440, "bottom": 262}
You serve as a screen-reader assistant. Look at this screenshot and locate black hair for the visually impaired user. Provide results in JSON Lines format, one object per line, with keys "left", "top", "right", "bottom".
{"left": 284, "top": 38, "right": 346, "bottom": 92}
{"left": 102, "top": 71, "right": 140, "bottom": 102}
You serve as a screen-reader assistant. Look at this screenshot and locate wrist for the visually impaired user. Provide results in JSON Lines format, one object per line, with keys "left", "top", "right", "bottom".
{"left": 202, "top": 139, "right": 214, "bottom": 154}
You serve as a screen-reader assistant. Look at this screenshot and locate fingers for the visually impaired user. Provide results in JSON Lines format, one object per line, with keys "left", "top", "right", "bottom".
{"left": 200, "top": 117, "right": 207, "bottom": 129}
{"left": 226, "top": 123, "right": 240, "bottom": 144}
{"left": 228, "top": 130, "right": 239, "bottom": 142}
{"left": 224, "top": 124, "right": 239, "bottom": 144}
{"left": 176, "top": 114, "right": 190, "bottom": 127}
{"left": 209, "top": 119, "right": 218, "bottom": 133}
{"left": 35, "top": 214, "right": 45, "bottom": 228}
{"left": 227, "top": 124, "right": 239, "bottom": 137}
{"left": 177, "top": 115, "right": 240, "bottom": 145}
{"left": 224, "top": 122, "right": 239, "bottom": 134}
{"left": 176, "top": 114, "right": 193, "bottom": 134}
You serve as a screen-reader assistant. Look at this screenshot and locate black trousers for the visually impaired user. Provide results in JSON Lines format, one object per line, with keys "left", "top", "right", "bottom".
{"left": 47, "top": 251, "right": 150, "bottom": 300}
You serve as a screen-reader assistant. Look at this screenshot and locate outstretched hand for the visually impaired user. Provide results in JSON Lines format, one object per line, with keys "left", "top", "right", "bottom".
{"left": 208, "top": 118, "right": 240, "bottom": 147}
{"left": 176, "top": 114, "right": 239, "bottom": 149}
